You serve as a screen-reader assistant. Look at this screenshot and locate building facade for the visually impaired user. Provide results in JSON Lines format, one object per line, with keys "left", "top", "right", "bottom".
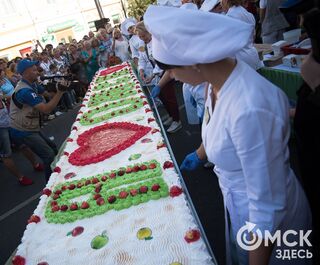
{"left": 0, "top": 0, "right": 128, "bottom": 60}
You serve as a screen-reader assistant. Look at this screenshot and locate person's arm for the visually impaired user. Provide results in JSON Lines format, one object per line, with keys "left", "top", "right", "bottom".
{"left": 230, "top": 108, "right": 288, "bottom": 265}
{"left": 34, "top": 90, "right": 64, "bottom": 114}
{"left": 17, "top": 84, "right": 65, "bottom": 114}
{"left": 138, "top": 52, "right": 147, "bottom": 82}
{"left": 157, "top": 71, "right": 172, "bottom": 88}
{"left": 196, "top": 143, "right": 207, "bottom": 160}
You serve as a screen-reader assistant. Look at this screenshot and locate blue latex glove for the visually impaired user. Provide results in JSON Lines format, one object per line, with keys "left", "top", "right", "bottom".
{"left": 180, "top": 151, "right": 204, "bottom": 171}
{"left": 151, "top": 85, "right": 161, "bottom": 99}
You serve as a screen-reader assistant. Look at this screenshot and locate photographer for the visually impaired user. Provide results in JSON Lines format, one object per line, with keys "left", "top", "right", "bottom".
{"left": 9, "top": 59, "right": 66, "bottom": 182}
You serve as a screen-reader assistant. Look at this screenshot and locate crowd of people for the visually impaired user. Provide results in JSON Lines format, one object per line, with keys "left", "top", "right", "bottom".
{"left": 1, "top": 0, "right": 319, "bottom": 264}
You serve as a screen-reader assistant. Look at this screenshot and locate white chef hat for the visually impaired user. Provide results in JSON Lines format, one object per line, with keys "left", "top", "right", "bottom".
{"left": 144, "top": 5, "right": 253, "bottom": 66}
{"left": 200, "top": 0, "right": 220, "bottom": 11}
{"left": 157, "top": 0, "right": 182, "bottom": 7}
{"left": 121, "top": 18, "right": 138, "bottom": 35}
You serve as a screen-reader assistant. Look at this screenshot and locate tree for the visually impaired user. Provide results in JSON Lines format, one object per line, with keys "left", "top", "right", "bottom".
{"left": 127, "top": 0, "right": 156, "bottom": 19}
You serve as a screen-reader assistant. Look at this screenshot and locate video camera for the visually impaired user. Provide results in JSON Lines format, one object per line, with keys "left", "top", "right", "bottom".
{"left": 40, "top": 75, "right": 77, "bottom": 93}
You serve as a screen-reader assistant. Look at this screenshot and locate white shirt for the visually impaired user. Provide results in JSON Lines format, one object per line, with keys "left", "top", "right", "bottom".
{"left": 114, "top": 39, "right": 130, "bottom": 62}
{"left": 129, "top": 35, "right": 144, "bottom": 59}
{"left": 40, "top": 60, "right": 53, "bottom": 76}
{"left": 202, "top": 60, "right": 310, "bottom": 264}
{"left": 226, "top": 6, "right": 263, "bottom": 70}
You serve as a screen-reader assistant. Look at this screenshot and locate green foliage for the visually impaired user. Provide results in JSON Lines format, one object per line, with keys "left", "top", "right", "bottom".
{"left": 127, "top": 0, "right": 156, "bottom": 19}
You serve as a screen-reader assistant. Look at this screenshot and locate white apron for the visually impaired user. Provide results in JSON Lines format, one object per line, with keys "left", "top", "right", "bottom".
{"left": 202, "top": 60, "right": 311, "bottom": 265}
{"left": 182, "top": 82, "right": 206, "bottom": 124}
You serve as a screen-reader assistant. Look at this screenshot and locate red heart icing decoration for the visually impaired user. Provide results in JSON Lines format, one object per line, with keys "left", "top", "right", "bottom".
{"left": 99, "top": 65, "right": 126, "bottom": 76}
{"left": 69, "top": 122, "right": 151, "bottom": 166}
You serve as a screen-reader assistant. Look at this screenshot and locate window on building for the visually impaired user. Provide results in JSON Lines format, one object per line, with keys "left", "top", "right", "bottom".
{"left": 0, "top": 0, "right": 16, "bottom": 16}
{"left": 112, "top": 14, "right": 120, "bottom": 25}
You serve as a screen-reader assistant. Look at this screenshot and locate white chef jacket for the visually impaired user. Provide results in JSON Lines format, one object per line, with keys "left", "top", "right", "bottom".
{"left": 226, "top": 6, "right": 263, "bottom": 70}
{"left": 138, "top": 40, "right": 163, "bottom": 86}
{"left": 202, "top": 60, "right": 311, "bottom": 264}
{"left": 114, "top": 39, "right": 130, "bottom": 62}
{"left": 129, "top": 35, "right": 144, "bottom": 60}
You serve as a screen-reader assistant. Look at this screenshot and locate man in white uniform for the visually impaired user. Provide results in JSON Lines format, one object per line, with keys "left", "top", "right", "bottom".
{"left": 144, "top": 5, "right": 311, "bottom": 265}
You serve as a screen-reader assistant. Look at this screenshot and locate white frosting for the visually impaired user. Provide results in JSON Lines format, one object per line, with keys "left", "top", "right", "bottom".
{"left": 16, "top": 62, "right": 215, "bottom": 265}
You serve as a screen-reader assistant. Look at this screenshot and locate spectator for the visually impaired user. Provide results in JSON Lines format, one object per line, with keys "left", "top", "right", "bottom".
{"left": 39, "top": 51, "right": 53, "bottom": 76}
{"left": 112, "top": 28, "right": 130, "bottom": 63}
{"left": 98, "top": 45, "right": 109, "bottom": 68}
{"left": 0, "top": 69, "right": 15, "bottom": 97}
{"left": 7, "top": 61, "right": 21, "bottom": 86}
{"left": 83, "top": 35, "right": 90, "bottom": 41}
{"left": 68, "top": 43, "right": 88, "bottom": 88}
{"left": 97, "top": 28, "right": 113, "bottom": 54}
{"left": 91, "top": 37, "right": 101, "bottom": 53}
{"left": 88, "top": 31, "right": 95, "bottom": 39}
{"left": 81, "top": 40, "right": 99, "bottom": 83}
{"left": 52, "top": 48, "right": 68, "bottom": 74}
{"left": 1, "top": 95, "right": 34, "bottom": 185}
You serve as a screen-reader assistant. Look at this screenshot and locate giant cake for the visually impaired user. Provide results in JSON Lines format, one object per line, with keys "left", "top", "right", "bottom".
{"left": 13, "top": 63, "right": 215, "bottom": 265}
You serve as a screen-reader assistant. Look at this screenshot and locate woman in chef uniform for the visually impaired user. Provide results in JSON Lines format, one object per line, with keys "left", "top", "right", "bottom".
{"left": 144, "top": 5, "right": 311, "bottom": 265}
{"left": 221, "top": 0, "right": 263, "bottom": 70}
{"left": 121, "top": 18, "right": 145, "bottom": 67}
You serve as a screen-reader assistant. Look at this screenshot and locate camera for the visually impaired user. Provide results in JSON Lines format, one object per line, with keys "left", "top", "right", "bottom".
{"left": 40, "top": 75, "right": 74, "bottom": 92}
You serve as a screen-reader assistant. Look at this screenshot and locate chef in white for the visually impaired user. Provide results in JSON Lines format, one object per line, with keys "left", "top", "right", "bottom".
{"left": 121, "top": 18, "right": 145, "bottom": 67}
{"left": 221, "top": 0, "right": 263, "bottom": 70}
{"left": 144, "top": 5, "right": 311, "bottom": 265}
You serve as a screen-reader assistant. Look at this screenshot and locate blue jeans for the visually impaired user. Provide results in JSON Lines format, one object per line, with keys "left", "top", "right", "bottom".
{"left": 11, "top": 132, "right": 55, "bottom": 181}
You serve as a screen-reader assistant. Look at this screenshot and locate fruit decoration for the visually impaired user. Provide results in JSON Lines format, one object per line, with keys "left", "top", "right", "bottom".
{"left": 27, "top": 215, "right": 41, "bottom": 224}
{"left": 137, "top": 227, "right": 153, "bottom": 240}
{"left": 67, "top": 226, "right": 84, "bottom": 237}
{"left": 91, "top": 231, "right": 109, "bottom": 249}
{"left": 184, "top": 229, "right": 201, "bottom": 243}
{"left": 128, "top": 154, "right": 142, "bottom": 161}
{"left": 169, "top": 186, "right": 183, "bottom": 197}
